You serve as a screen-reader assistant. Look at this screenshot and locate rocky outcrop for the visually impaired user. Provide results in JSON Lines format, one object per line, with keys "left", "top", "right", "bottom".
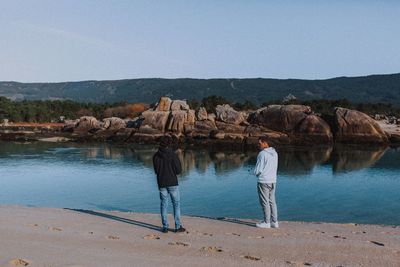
{"left": 207, "top": 113, "right": 216, "bottom": 123}
{"left": 167, "top": 111, "right": 187, "bottom": 133}
{"left": 170, "top": 100, "right": 190, "bottom": 111}
{"left": 140, "top": 110, "right": 169, "bottom": 133}
{"left": 249, "top": 105, "right": 332, "bottom": 143}
{"left": 74, "top": 116, "right": 101, "bottom": 134}
{"left": 103, "top": 117, "right": 126, "bottom": 131}
{"left": 141, "top": 98, "right": 196, "bottom": 135}
{"left": 155, "top": 97, "right": 172, "bottom": 111}
{"left": 215, "top": 104, "right": 246, "bottom": 125}
{"left": 333, "top": 108, "right": 389, "bottom": 144}
{"left": 215, "top": 121, "right": 246, "bottom": 134}
{"left": 244, "top": 125, "right": 291, "bottom": 146}
{"left": 188, "top": 120, "right": 217, "bottom": 138}
{"left": 54, "top": 97, "right": 395, "bottom": 147}
{"left": 295, "top": 115, "right": 333, "bottom": 143}
{"left": 167, "top": 110, "right": 195, "bottom": 134}
{"left": 196, "top": 107, "right": 208, "bottom": 121}
{"left": 249, "top": 105, "right": 311, "bottom": 132}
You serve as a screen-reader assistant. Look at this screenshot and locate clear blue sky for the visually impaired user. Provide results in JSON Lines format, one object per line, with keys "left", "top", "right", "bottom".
{"left": 1, "top": 0, "right": 399, "bottom": 82}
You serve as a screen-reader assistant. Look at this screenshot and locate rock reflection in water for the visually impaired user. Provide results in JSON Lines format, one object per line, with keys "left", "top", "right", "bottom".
{"left": 177, "top": 150, "right": 213, "bottom": 175}
{"left": 370, "top": 147, "right": 400, "bottom": 170}
{"left": 210, "top": 152, "right": 252, "bottom": 176}
{"left": 81, "top": 145, "right": 135, "bottom": 161}
{"left": 277, "top": 146, "right": 332, "bottom": 175}
{"left": 0, "top": 142, "right": 392, "bottom": 176}
{"left": 330, "top": 145, "right": 388, "bottom": 173}
{"left": 129, "top": 145, "right": 390, "bottom": 176}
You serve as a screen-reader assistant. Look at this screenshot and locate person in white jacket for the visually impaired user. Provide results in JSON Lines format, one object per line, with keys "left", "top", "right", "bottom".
{"left": 254, "top": 136, "right": 279, "bottom": 228}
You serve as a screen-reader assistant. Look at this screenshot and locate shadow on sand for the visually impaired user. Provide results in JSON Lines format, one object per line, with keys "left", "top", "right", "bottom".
{"left": 65, "top": 208, "right": 164, "bottom": 232}
{"left": 66, "top": 208, "right": 257, "bottom": 231}
{"left": 190, "top": 214, "right": 256, "bottom": 227}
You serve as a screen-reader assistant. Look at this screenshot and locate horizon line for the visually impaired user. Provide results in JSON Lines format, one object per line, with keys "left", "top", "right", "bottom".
{"left": 1, "top": 72, "right": 400, "bottom": 84}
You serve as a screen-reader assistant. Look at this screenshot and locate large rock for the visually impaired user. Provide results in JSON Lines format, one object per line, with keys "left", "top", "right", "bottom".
{"left": 215, "top": 121, "right": 246, "bottom": 134}
{"left": 215, "top": 104, "right": 246, "bottom": 125}
{"left": 155, "top": 97, "right": 172, "bottom": 111}
{"left": 244, "top": 125, "right": 291, "bottom": 146}
{"left": 136, "top": 125, "right": 163, "bottom": 135}
{"left": 196, "top": 107, "right": 208, "bottom": 121}
{"left": 74, "top": 116, "right": 101, "bottom": 134}
{"left": 249, "top": 105, "right": 332, "bottom": 143}
{"left": 186, "top": 109, "right": 196, "bottom": 125}
{"left": 250, "top": 105, "right": 311, "bottom": 132}
{"left": 102, "top": 117, "right": 126, "bottom": 131}
{"left": 295, "top": 115, "right": 333, "bottom": 143}
{"left": 167, "top": 111, "right": 186, "bottom": 133}
{"left": 171, "top": 100, "right": 190, "bottom": 111}
{"left": 333, "top": 108, "right": 389, "bottom": 144}
{"left": 207, "top": 113, "right": 216, "bottom": 123}
{"left": 188, "top": 120, "right": 217, "bottom": 138}
{"left": 166, "top": 110, "right": 196, "bottom": 134}
{"left": 140, "top": 110, "right": 169, "bottom": 132}
{"left": 167, "top": 110, "right": 187, "bottom": 133}
{"left": 245, "top": 125, "right": 276, "bottom": 137}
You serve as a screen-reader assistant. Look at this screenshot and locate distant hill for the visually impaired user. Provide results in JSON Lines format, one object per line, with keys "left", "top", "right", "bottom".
{"left": 1, "top": 73, "right": 400, "bottom": 105}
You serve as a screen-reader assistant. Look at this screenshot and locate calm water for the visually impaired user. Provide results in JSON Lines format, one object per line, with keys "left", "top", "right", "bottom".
{"left": 0, "top": 142, "right": 399, "bottom": 225}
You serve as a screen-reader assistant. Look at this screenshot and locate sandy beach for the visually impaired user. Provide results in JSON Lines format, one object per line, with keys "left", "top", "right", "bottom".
{"left": 0, "top": 206, "right": 399, "bottom": 267}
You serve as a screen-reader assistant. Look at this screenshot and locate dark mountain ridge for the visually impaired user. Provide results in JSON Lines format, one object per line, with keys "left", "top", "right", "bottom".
{"left": 1, "top": 73, "right": 400, "bottom": 105}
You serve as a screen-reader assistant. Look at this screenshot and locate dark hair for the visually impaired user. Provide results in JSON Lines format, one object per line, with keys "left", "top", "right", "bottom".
{"left": 258, "top": 136, "right": 269, "bottom": 143}
{"left": 159, "top": 135, "right": 173, "bottom": 148}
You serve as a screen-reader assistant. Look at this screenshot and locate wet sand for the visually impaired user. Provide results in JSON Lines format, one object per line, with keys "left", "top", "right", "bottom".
{"left": 1, "top": 206, "right": 399, "bottom": 267}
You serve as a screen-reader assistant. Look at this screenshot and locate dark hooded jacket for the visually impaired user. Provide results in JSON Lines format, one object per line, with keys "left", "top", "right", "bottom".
{"left": 153, "top": 147, "right": 182, "bottom": 188}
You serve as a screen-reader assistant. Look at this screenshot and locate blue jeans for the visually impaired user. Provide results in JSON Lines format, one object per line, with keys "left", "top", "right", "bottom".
{"left": 159, "top": 186, "right": 181, "bottom": 229}
{"left": 257, "top": 182, "right": 278, "bottom": 224}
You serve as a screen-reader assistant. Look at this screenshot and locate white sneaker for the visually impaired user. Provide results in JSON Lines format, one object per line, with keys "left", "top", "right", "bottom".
{"left": 271, "top": 222, "right": 279, "bottom": 228}
{"left": 256, "top": 221, "right": 271, "bottom": 228}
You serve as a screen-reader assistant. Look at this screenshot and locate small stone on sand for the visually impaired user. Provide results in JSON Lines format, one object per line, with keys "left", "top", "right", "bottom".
{"left": 242, "top": 255, "right": 261, "bottom": 261}
{"left": 201, "top": 246, "right": 223, "bottom": 252}
{"left": 168, "top": 241, "right": 190, "bottom": 247}
{"left": 10, "top": 259, "right": 29, "bottom": 266}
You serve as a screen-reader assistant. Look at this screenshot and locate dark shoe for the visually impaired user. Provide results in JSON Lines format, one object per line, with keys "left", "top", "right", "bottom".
{"left": 162, "top": 227, "right": 168, "bottom": 233}
{"left": 175, "top": 226, "right": 186, "bottom": 233}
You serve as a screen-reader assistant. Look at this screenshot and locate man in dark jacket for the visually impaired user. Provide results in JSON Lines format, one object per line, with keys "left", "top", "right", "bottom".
{"left": 153, "top": 135, "right": 185, "bottom": 233}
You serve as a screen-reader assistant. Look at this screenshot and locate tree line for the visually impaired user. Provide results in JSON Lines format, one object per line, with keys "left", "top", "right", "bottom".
{"left": 0, "top": 97, "right": 147, "bottom": 123}
{"left": 0, "top": 96, "right": 399, "bottom": 123}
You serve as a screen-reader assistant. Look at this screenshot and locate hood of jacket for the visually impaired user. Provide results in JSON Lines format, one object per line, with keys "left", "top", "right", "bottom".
{"left": 157, "top": 147, "right": 174, "bottom": 159}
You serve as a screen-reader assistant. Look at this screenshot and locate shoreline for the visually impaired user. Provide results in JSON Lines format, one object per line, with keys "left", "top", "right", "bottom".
{"left": 1, "top": 113, "right": 400, "bottom": 148}
{"left": 1, "top": 205, "right": 399, "bottom": 266}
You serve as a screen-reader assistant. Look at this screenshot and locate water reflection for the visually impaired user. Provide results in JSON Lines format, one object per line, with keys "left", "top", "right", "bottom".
{"left": 211, "top": 152, "right": 252, "bottom": 175}
{"left": 370, "top": 147, "right": 400, "bottom": 170}
{"left": 0, "top": 142, "right": 397, "bottom": 175}
{"left": 330, "top": 145, "right": 388, "bottom": 173}
{"left": 277, "top": 146, "right": 332, "bottom": 175}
